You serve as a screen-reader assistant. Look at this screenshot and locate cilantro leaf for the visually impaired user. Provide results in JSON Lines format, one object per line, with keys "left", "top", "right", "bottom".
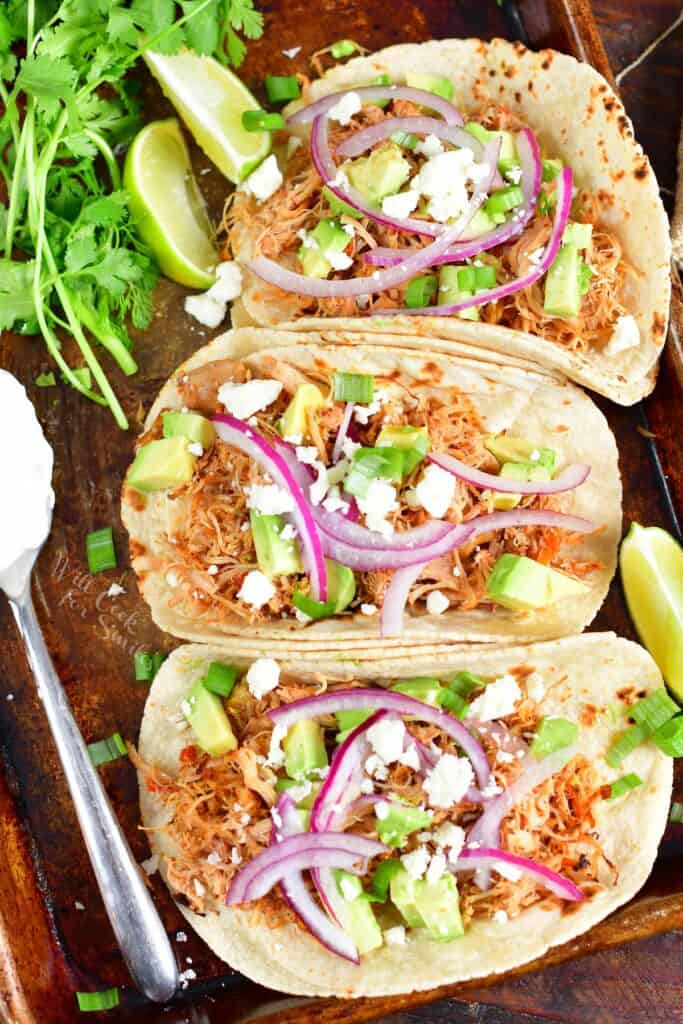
{"left": 228, "top": 0, "right": 264, "bottom": 39}
{"left": 0, "top": 259, "right": 37, "bottom": 330}
{"left": 181, "top": 0, "right": 221, "bottom": 55}
{"left": 16, "top": 54, "right": 77, "bottom": 120}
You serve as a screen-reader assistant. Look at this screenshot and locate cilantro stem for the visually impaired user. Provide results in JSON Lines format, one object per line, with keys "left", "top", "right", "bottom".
{"left": 4, "top": 126, "right": 28, "bottom": 256}
{"left": 84, "top": 130, "right": 122, "bottom": 191}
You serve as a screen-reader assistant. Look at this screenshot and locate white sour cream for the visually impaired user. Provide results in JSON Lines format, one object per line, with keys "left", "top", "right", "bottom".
{"left": 0, "top": 371, "right": 54, "bottom": 586}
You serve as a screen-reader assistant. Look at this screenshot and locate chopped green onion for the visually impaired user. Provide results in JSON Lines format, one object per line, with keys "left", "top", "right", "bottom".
{"left": 152, "top": 651, "right": 167, "bottom": 676}
{"left": 275, "top": 777, "right": 299, "bottom": 793}
{"left": 630, "top": 688, "right": 679, "bottom": 733}
{"left": 542, "top": 158, "right": 562, "bottom": 183}
{"left": 609, "top": 773, "right": 642, "bottom": 800}
{"left": 438, "top": 688, "right": 469, "bottom": 718}
{"left": 203, "top": 662, "right": 238, "bottom": 698}
{"left": 133, "top": 651, "right": 155, "bottom": 681}
{"left": 530, "top": 717, "right": 578, "bottom": 759}
{"left": 369, "top": 858, "right": 401, "bottom": 902}
{"left": 35, "top": 371, "right": 56, "bottom": 387}
{"left": 537, "top": 188, "right": 557, "bottom": 217}
{"left": 390, "top": 130, "right": 419, "bottom": 150}
{"left": 368, "top": 73, "right": 392, "bottom": 107}
{"left": 669, "top": 801, "right": 683, "bottom": 823}
{"left": 448, "top": 672, "right": 485, "bottom": 698}
{"left": 293, "top": 590, "right": 335, "bottom": 620}
{"left": 345, "top": 447, "right": 404, "bottom": 498}
{"left": 484, "top": 185, "right": 524, "bottom": 218}
{"left": 88, "top": 732, "right": 127, "bottom": 768}
{"left": 455, "top": 265, "right": 497, "bottom": 292}
{"left": 330, "top": 39, "right": 360, "bottom": 59}
{"left": 86, "top": 527, "right": 117, "bottom": 574}
{"left": 606, "top": 723, "right": 650, "bottom": 768}
{"left": 241, "top": 109, "right": 286, "bottom": 132}
{"left": 406, "top": 273, "right": 438, "bottom": 308}
{"left": 264, "top": 75, "right": 301, "bottom": 104}
{"left": 76, "top": 988, "right": 120, "bottom": 1012}
{"left": 333, "top": 372, "right": 375, "bottom": 403}
{"left": 653, "top": 716, "right": 683, "bottom": 757}
{"left": 498, "top": 157, "right": 520, "bottom": 178}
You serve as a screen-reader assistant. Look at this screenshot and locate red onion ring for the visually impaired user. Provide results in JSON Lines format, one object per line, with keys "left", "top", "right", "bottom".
{"left": 361, "top": 127, "right": 542, "bottom": 263}
{"left": 331, "top": 401, "right": 354, "bottom": 463}
{"left": 371, "top": 165, "right": 573, "bottom": 315}
{"left": 213, "top": 414, "right": 327, "bottom": 602}
{"left": 286, "top": 85, "right": 463, "bottom": 128}
{"left": 380, "top": 560, "right": 427, "bottom": 637}
{"left": 270, "top": 689, "right": 491, "bottom": 789}
{"left": 428, "top": 451, "right": 591, "bottom": 495}
{"left": 227, "top": 831, "right": 385, "bottom": 904}
{"left": 453, "top": 846, "right": 584, "bottom": 902}
{"left": 336, "top": 116, "right": 481, "bottom": 160}
{"left": 271, "top": 794, "right": 360, "bottom": 962}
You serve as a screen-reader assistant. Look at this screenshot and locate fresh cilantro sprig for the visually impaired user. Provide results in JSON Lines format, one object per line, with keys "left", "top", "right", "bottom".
{"left": 0, "top": 0, "right": 263, "bottom": 428}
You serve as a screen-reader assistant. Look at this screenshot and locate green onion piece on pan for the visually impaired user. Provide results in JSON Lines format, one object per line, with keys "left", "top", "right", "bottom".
{"left": 390, "top": 130, "right": 419, "bottom": 150}
{"left": 264, "top": 75, "right": 301, "bottom": 103}
{"left": 35, "top": 371, "right": 56, "bottom": 387}
{"left": 330, "top": 39, "right": 360, "bottom": 58}
{"left": 133, "top": 651, "right": 155, "bottom": 681}
{"left": 76, "top": 988, "right": 120, "bottom": 1012}
{"left": 88, "top": 733, "right": 127, "bottom": 768}
{"left": 606, "top": 722, "right": 650, "bottom": 768}
{"left": 242, "top": 109, "right": 286, "bottom": 132}
{"left": 86, "top": 527, "right": 117, "bottom": 574}
{"left": 152, "top": 652, "right": 167, "bottom": 676}
{"left": 203, "top": 662, "right": 238, "bottom": 698}
{"left": 530, "top": 717, "right": 578, "bottom": 759}
{"left": 406, "top": 273, "right": 438, "bottom": 308}
{"left": 653, "top": 716, "right": 683, "bottom": 757}
{"left": 669, "top": 801, "right": 683, "bottom": 823}
{"left": 333, "top": 372, "right": 374, "bottom": 403}
{"left": 609, "top": 773, "right": 642, "bottom": 800}
{"left": 630, "top": 688, "right": 679, "bottom": 733}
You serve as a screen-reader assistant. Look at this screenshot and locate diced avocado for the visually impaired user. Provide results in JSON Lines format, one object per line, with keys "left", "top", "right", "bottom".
{"left": 250, "top": 511, "right": 302, "bottom": 578}
{"left": 336, "top": 709, "right": 372, "bottom": 742}
{"left": 490, "top": 460, "right": 552, "bottom": 512}
{"left": 333, "top": 871, "right": 383, "bottom": 954}
{"left": 389, "top": 866, "right": 426, "bottom": 928}
{"left": 297, "top": 808, "right": 311, "bottom": 830}
{"left": 376, "top": 802, "right": 433, "bottom": 848}
{"left": 391, "top": 677, "right": 443, "bottom": 705}
{"left": 563, "top": 222, "right": 592, "bottom": 249}
{"left": 464, "top": 122, "right": 517, "bottom": 164}
{"left": 413, "top": 874, "right": 464, "bottom": 941}
{"left": 376, "top": 425, "right": 430, "bottom": 475}
{"left": 182, "top": 678, "right": 237, "bottom": 756}
{"left": 128, "top": 437, "right": 197, "bottom": 493}
{"left": 299, "top": 217, "right": 351, "bottom": 279}
{"left": 544, "top": 243, "right": 581, "bottom": 318}
{"left": 283, "top": 719, "right": 328, "bottom": 779}
{"left": 280, "top": 382, "right": 325, "bottom": 439}
{"left": 346, "top": 143, "right": 410, "bottom": 206}
{"left": 484, "top": 435, "right": 557, "bottom": 475}
{"left": 322, "top": 185, "right": 361, "bottom": 219}
{"left": 275, "top": 777, "right": 321, "bottom": 808}
{"left": 438, "top": 266, "right": 479, "bottom": 321}
{"left": 461, "top": 206, "right": 498, "bottom": 240}
{"left": 326, "top": 558, "right": 356, "bottom": 612}
{"left": 162, "top": 411, "right": 215, "bottom": 449}
{"left": 405, "top": 72, "right": 454, "bottom": 102}
{"left": 486, "top": 553, "right": 591, "bottom": 611}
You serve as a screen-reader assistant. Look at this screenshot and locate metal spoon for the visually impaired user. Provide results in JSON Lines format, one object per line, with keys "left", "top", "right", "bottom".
{"left": 1, "top": 408, "right": 178, "bottom": 1004}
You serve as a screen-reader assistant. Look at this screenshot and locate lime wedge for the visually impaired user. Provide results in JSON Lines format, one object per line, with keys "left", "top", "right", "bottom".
{"left": 144, "top": 50, "right": 271, "bottom": 183}
{"left": 124, "top": 118, "right": 217, "bottom": 289}
{"left": 620, "top": 522, "right": 683, "bottom": 700}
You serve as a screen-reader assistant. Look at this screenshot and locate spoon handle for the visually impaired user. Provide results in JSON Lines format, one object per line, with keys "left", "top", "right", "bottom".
{"left": 10, "top": 590, "right": 178, "bottom": 1004}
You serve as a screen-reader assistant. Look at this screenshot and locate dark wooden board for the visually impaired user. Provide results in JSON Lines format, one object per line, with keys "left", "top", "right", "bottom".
{"left": 0, "top": 1, "right": 681, "bottom": 1022}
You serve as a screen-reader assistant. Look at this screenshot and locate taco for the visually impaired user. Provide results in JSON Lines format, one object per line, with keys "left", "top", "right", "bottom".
{"left": 135, "top": 634, "right": 673, "bottom": 997}
{"left": 121, "top": 325, "right": 620, "bottom": 651}
{"left": 224, "top": 38, "right": 670, "bottom": 405}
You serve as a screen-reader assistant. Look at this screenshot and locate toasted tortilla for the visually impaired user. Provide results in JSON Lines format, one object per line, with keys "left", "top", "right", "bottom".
{"left": 229, "top": 37, "right": 670, "bottom": 405}
{"left": 121, "top": 325, "right": 621, "bottom": 651}
{"left": 138, "top": 633, "right": 672, "bottom": 997}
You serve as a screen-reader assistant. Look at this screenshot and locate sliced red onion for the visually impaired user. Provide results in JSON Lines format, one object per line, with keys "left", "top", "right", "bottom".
{"left": 453, "top": 846, "right": 584, "bottom": 902}
{"left": 429, "top": 452, "right": 591, "bottom": 495}
{"left": 227, "top": 831, "right": 385, "bottom": 904}
{"left": 311, "top": 113, "right": 501, "bottom": 240}
{"left": 371, "top": 165, "right": 573, "bottom": 316}
{"left": 470, "top": 719, "right": 528, "bottom": 759}
{"left": 362, "top": 127, "right": 542, "bottom": 264}
{"left": 332, "top": 402, "right": 354, "bottom": 463}
{"left": 319, "top": 522, "right": 476, "bottom": 572}
{"left": 213, "top": 414, "right": 327, "bottom": 602}
{"left": 336, "top": 116, "right": 480, "bottom": 160}
{"left": 269, "top": 689, "right": 491, "bottom": 789}
{"left": 466, "top": 508, "right": 596, "bottom": 538}
{"left": 287, "top": 85, "right": 463, "bottom": 127}
{"left": 380, "top": 560, "right": 426, "bottom": 638}
{"left": 246, "top": 141, "right": 496, "bottom": 297}
{"left": 271, "top": 794, "right": 359, "bottom": 963}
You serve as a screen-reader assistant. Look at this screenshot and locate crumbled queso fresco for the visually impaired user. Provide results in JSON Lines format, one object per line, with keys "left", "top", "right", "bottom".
{"left": 240, "top": 154, "right": 283, "bottom": 202}
{"left": 245, "top": 657, "right": 280, "bottom": 698}
{"left": 468, "top": 674, "right": 521, "bottom": 721}
{"left": 237, "top": 570, "right": 276, "bottom": 609}
{"left": 423, "top": 752, "right": 474, "bottom": 808}
{"left": 218, "top": 378, "right": 283, "bottom": 420}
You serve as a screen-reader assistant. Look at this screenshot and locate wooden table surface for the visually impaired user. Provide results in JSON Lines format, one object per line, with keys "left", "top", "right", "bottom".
{"left": 379, "top": 2, "right": 683, "bottom": 1023}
